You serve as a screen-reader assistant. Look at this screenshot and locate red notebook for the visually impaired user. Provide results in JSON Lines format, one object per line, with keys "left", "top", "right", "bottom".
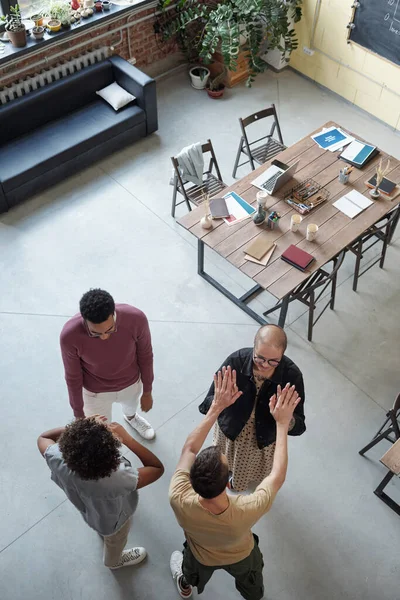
{"left": 281, "top": 245, "right": 315, "bottom": 272}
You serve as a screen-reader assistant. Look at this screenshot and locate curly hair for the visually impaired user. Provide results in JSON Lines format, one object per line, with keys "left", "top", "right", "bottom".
{"left": 59, "top": 418, "right": 121, "bottom": 480}
{"left": 190, "top": 446, "right": 229, "bottom": 499}
{"left": 79, "top": 289, "right": 115, "bottom": 324}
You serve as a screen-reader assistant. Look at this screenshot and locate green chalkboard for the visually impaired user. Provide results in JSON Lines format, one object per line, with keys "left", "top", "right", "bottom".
{"left": 350, "top": 0, "right": 400, "bottom": 67}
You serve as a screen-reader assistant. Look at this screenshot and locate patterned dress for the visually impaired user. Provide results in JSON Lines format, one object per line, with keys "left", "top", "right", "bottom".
{"left": 213, "top": 370, "right": 276, "bottom": 492}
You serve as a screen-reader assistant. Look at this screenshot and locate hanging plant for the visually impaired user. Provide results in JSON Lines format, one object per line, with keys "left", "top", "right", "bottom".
{"left": 156, "top": 0, "right": 303, "bottom": 86}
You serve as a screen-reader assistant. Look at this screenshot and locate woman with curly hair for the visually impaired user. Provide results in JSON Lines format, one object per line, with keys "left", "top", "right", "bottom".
{"left": 38, "top": 416, "right": 164, "bottom": 569}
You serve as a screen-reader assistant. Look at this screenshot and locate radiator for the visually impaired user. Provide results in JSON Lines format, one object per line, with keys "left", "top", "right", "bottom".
{"left": 0, "top": 46, "right": 110, "bottom": 105}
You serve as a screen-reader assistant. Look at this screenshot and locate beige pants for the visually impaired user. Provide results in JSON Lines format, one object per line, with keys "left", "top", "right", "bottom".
{"left": 83, "top": 380, "right": 142, "bottom": 422}
{"left": 103, "top": 517, "right": 132, "bottom": 567}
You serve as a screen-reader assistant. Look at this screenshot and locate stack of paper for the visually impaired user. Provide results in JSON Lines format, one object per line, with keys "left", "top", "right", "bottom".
{"left": 333, "top": 189, "right": 373, "bottom": 219}
{"left": 312, "top": 126, "right": 354, "bottom": 152}
{"left": 223, "top": 192, "right": 255, "bottom": 226}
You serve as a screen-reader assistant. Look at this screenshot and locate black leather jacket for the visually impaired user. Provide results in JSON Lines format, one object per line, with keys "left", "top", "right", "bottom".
{"left": 199, "top": 347, "right": 306, "bottom": 449}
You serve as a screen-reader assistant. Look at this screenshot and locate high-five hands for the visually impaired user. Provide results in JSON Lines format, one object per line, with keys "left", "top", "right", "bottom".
{"left": 212, "top": 366, "right": 243, "bottom": 412}
{"left": 269, "top": 383, "right": 300, "bottom": 427}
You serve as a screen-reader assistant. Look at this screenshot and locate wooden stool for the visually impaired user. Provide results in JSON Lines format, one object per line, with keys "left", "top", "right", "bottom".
{"left": 374, "top": 438, "right": 400, "bottom": 516}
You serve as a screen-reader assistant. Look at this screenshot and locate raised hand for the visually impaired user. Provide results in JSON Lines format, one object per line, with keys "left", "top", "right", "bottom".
{"left": 269, "top": 383, "right": 300, "bottom": 427}
{"left": 212, "top": 365, "right": 242, "bottom": 412}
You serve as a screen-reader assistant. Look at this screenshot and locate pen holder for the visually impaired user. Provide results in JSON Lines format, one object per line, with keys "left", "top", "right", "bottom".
{"left": 267, "top": 213, "right": 279, "bottom": 230}
{"left": 339, "top": 169, "right": 349, "bottom": 184}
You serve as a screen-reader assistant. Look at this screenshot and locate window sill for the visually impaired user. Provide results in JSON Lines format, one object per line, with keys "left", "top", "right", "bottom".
{"left": 0, "top": 0, "right": 152, "bottom": 67}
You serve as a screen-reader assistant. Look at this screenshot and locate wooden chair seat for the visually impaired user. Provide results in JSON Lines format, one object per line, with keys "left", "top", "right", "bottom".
{"left": 183, "top": 173, "right": 227, "bottom": 207}
{"left": 241, "top": 138, "right": 286, "bottom": 166}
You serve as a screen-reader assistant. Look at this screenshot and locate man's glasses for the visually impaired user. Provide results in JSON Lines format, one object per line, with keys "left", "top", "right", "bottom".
{"left": 253, "top": 354, "right": 281, "bottom": 368}
{"left": 86, "top": 313, "right": 117, "bottom": 338}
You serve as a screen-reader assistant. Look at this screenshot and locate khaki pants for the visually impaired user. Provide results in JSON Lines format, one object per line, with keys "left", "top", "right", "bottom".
{"left": 83, "top": 380, "right": 142, "bottom": 422}
{"left": 103, "top": 517, "right": 132, "bottom": 567}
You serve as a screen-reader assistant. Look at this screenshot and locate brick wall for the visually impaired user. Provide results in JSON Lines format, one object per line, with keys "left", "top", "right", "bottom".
{"left": 0, "top": 4, "right": 181, "bottom": 88}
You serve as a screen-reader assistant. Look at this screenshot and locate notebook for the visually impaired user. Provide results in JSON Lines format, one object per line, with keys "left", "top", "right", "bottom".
{"left": 244, "top": 244, "right": 276, "bottom": 266}
{"left": 244, "top": 234, "right": 275, "bottom": 260}
{"left": 281, "top": 245, "right": 315, "bottom": 272}
{"left": 339, "top": 140, "right": 378, "bottom": 168}
{"left": 366, "top": 176, "right": 396, "bottom": 196}
{"left": 210, "top": 197, "right": 230, "bottom": 218}
{"left": 333, "top": 190, "right": 373, "bottom": 219}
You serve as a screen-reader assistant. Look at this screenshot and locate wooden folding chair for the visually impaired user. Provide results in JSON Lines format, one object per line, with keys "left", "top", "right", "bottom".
{"left": 347, "top": 203, "right": 400, "bottom": 292}
{"left": 359, "top": 393, "right": 400, "bottom": 457}
{"left": 263, "top": 251, "right": 346, "bottom": 342}
{"left": 170, "top": 139, "right": 227, "bottom": 218}
{"left": 374, "top": 438, "right": 400, "bottom": 516}
{"left": 232, "top": 104, "right": 286, "bottom": 178}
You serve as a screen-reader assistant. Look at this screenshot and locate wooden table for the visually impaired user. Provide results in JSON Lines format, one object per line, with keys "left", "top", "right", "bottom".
{"left": 178, "top": 122, "right": 400, "bottom": 327}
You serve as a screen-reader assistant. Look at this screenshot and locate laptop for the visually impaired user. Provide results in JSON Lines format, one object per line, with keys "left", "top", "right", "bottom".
{"left": 251, "top": 159, "right": 299, "bottom": 194}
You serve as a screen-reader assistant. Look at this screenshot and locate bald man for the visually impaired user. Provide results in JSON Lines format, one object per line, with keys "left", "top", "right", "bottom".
{"left": 199, "top": 325, "right": 306, "bottom": 491}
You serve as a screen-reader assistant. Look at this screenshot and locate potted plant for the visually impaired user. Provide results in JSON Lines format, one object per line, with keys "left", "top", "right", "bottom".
{"left": 157, "top": 0, "right": 303, "bottom": 87}
{"left": 5, "top": 5, "right": 27, "bottom": 48}
{"left": 190, "top": 66, "right": 210, "bottom": 90}
{"left": 206, "top": 68, "right": 226, "bottom": 99}
{"left": 32, "top": 24, "right": 45, "bottom": 39}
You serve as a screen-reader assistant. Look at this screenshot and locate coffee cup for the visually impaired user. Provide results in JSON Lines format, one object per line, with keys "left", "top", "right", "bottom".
{"left": 290, "top": 214, "right": 302, "bottom": 232}
{"left": 306, "top": 223, "right": 318, "bottom": 241}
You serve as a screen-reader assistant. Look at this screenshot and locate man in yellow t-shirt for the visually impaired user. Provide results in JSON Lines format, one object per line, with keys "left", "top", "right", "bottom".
{"left": 169, "top": 366, "right": 300, "bottom": 599}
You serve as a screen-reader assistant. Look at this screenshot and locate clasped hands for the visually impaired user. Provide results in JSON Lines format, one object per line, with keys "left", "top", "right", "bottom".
{"left": 212, "top": 367, "right": 300, "bottom": 426}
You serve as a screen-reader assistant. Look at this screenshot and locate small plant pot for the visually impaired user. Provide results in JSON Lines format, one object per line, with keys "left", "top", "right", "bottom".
{"left": 95, "top": 1, "right": 103, "bottom": 10}
{"left": 7, "top": 27, "right": 27, "bottom": 47}
{"left": 189, "top": 67, "right": 210, "bottom": 90}
{"left": 31, "top": 14, "right": 43, "bottom": 26}
{"left": 102, "top": 1, "right": 111, "bottom": 9}
{"left": 61, "top": 20, "right": 71, "bottom": 28}
{"left": 47, "top": 19, "right": 61, "bottom": 31}
{"left": 206, "top": 85, "right": 225, "bottom": 99}
{"left": 32, "top": 25, "right": 45, "bottom": 39}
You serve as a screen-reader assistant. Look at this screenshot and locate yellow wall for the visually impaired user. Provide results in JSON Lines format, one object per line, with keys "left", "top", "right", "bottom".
{"left": 290, "top": 0, "right": 400, "bottom": 131}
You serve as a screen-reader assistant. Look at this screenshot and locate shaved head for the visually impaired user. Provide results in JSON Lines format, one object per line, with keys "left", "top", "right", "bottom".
{"left": 254, "top": 324, "right": 287, "bottom": 353}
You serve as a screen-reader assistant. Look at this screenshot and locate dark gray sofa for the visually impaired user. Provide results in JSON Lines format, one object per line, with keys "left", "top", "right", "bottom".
{"left": 0, "top": 55, "right": 158, "bottom": 213}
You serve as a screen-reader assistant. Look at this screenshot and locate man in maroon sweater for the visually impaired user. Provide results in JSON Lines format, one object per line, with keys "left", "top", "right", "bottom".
{"left": 60, "top": 289, "right": 155, "bottom": 440}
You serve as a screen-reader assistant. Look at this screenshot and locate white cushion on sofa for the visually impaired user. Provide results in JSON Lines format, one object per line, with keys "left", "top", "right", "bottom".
{"left": 96, "top": 82, "right": 136, "bottom": 111}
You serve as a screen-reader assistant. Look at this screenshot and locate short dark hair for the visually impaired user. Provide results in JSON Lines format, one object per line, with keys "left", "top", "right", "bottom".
{"left": 79, "top": 288, "right": 115, "bottom": 324}
{"left": 190, "top": 446, "right": 229, "bottom": 499}
{"left": 59, "top": 418, "right": 121, "bottom": 480}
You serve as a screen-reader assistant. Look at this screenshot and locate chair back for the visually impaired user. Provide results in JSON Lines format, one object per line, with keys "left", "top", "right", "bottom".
{"left": 240, "top": 104, "right": 283, "bottom": 145}
{"left": 393, "top": 393, "right": 400, "bottom": 414}
{"left": 171, "top": 139, "right": 223, "bottom": 185}
{"left": 363, "top": 204, "right": 400, "bottom": 242}
{"left": 294, "top": 250, "right": 346, "bottom": 297}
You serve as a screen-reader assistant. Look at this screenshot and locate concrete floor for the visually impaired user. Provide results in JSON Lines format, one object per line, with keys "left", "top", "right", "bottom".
{"left": 1, "top": 68, "right": 400, "bottom": 600}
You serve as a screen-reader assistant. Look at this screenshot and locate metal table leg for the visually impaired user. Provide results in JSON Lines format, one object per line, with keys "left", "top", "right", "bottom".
{"left": 197, "top": 239, "right": 267, "bottom": 326}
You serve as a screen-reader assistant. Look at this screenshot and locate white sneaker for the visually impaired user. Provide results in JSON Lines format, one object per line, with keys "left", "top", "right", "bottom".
{"left": 109, "top": 547, "right": 147, "bottom": 569}
{"left": 170, "top": 551, "right": 192, "bottom": 598}
{"left": 124, "top": 413, "right": 155, "bottom": 440}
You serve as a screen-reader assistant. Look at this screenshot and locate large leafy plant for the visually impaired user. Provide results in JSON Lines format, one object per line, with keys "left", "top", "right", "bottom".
{"left": 157, "top": 0, "right": 302, "bottom": 86}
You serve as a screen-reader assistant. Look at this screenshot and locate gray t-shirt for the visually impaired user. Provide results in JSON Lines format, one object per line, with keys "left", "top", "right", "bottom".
{"left": 45, "top": 444, "right": 139, "bottom": 536}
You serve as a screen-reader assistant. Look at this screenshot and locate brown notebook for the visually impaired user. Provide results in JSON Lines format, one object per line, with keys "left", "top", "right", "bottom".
{"left": 244, "top": 234, "right": 274, "bottom": 260}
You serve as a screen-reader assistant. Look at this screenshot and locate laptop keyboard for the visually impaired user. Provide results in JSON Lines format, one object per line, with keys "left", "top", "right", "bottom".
{"left": 261, "top": 171, "right": 281, "bottom": 192}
